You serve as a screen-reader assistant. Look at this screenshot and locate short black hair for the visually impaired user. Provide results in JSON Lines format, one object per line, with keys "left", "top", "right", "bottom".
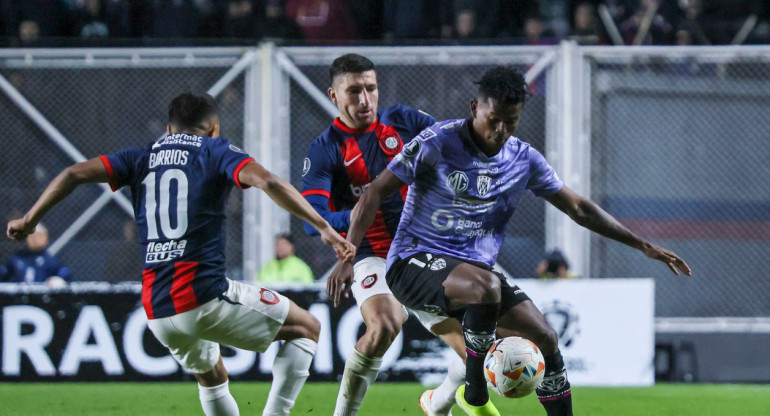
{"left": 545, "top": 249, "right": 569, "bottom": 273}
{"left": 168, "top": 92, "right": 219, "bottom": 131}
{"left": 329, "top": 53, "right": 375, "bottom": 84}
{"left": 475, "top": 66, "right": 529, "bottom": 105}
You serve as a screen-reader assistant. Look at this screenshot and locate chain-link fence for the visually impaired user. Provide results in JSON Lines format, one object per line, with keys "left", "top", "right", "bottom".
{"left": 2, "top": 45, "right": 768, "bottom": 321}
{"left": 0, "top": 49, "right": 248, "bottom": 284}
{"left": 282, "top": 47, "right": 555, "bottom": 280}
{"left": 585, "top": 47, "right": 770, "bottom": 317}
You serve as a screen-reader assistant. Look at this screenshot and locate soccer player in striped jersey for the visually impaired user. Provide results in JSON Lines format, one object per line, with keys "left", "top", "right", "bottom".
{"left": 301, "top": 54, "right": 466, "bottom": 416}
{"left": 329, "top": 67, "right": 691, "bottom": 416}
{"left": 7, "top": 92, "right": 355, "bottom": 416}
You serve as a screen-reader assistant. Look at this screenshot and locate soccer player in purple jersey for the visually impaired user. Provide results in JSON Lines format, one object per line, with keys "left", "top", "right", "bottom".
{"left": 329, "top": 67, "right": 691, "bottom": 416}
{"left": 7, "top": 93, "right": 355, "bottom": 416}
{"left": 301, "top": 54, "right": 466, "bottom": 416}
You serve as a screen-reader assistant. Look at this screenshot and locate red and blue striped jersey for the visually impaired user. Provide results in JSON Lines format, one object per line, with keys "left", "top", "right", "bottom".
{"left": 301, "top": 105, "right": 435, "bottom": 261}
{"left": 101, "top": 133, "right": 253, "bottom": 319}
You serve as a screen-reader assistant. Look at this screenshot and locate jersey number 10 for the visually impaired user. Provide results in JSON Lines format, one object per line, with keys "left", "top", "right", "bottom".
{"left": 141, "top": 169, "right": 189, "bottom": 240}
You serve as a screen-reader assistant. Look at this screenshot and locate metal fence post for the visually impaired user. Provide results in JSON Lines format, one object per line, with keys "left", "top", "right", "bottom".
{"left": 545, "top": 41, "right": 592, "bottom": 279}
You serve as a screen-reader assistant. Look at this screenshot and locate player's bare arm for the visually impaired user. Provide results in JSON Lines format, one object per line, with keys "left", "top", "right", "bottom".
{"left": 326, "top": 169, "right": 405, "bottom": 306}
{"left": 7, "top": 158, "right": 109, "bottom": 241}
{"left": 237, "top": 160, "right": 355, "bottom": 262}
{"left": 545, "top": 185, "right": 691, "bottom": 276}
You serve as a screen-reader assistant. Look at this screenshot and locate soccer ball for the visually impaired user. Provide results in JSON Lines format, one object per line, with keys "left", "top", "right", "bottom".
{"left": 484, "top": 336, "right": 546, "bottom": 398}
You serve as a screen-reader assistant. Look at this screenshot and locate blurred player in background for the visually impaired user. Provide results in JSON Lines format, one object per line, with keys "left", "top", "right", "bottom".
{"left": 329, "top": 66, "right": 691, "bottom": 416}
{"left": 7, "top": 92, "right": 355, "bottom": 416}
{"left": 301, "top": 53, "right": 466, "bottom": 416}
{"left": 1, "top": 223, "right": 71, "bottom": 287}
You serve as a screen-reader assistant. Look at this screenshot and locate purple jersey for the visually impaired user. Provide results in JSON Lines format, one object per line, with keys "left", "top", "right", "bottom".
{"left": 301, "top": 105, "right": 435, "bottom": 261}
{"left": 386, "top": 119, "right": 564, "bottom": 268}
{"left": 101, "top": 133, "right": 253, "bottom": 319}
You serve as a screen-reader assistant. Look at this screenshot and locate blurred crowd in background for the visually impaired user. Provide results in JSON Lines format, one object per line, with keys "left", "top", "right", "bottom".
{"left": 1, "top": 0, "right": 769, "bottom": 47}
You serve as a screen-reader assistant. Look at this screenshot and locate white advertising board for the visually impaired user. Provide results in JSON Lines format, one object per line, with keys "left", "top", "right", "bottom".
{"left": 515, "top": 278, "right": 655, "bottom": 386}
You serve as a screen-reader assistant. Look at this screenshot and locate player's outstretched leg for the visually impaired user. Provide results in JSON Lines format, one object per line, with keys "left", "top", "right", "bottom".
{"left": 497, "top": 300, "right": 573, "bottom": 416}
{"left": 263, "top": 301, "right": 321, "bottom": 416}
{"left": 333, "top": 294, "right": 403, "bottom": 416}
{"left": 196, "top": 357, "right": 240, "bottom": 416}
{"left": 420, "top": 353, "right": 465, "bottom": 416}
{"left": 419, "top": 318, "right": 466, "bottom": 416}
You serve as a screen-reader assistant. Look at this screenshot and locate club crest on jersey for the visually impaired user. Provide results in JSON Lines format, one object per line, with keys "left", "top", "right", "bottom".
{"left": 385, "top": 136, "right": 399, "bottom": 150}
{"left": 446, "top": 171, "right": 469, "bottom": 192}
{"left": 477, "top": 175, "right": 492, "bottom": 197}
{"left": 403, "top": 140, "right": 421, "bottom": 157}
{"left": 361, "top": 273, "right": 378, "bottom": 289}
{"left": 302, "top": 157, "right": 311, "bottom": 176}
{"left": 260, "top": 288, "right": 279, "bottom": 304}
{"left": 429, "top": 258, "right": 447, "bottom": 271}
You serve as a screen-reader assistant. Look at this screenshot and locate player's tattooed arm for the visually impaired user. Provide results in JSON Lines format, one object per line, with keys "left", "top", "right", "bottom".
{"left": 7, "top": 158, "right": 109, "bottom": 241}
{"left": 545, "top": 186, "right": 691, "bottom": 276}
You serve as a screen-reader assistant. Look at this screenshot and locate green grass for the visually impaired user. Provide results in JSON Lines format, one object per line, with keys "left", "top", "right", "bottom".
{"left": 1, "top": 382, "right": 768, "bottom": 415}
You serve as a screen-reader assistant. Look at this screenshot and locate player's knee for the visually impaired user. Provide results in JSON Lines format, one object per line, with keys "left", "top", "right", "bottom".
{"left": 304, "top": 314, "right": 321, "bottom": 342}
{"left": 367, "top": 314, "right": 402, "bottom": 349}
{"left": 534, "top": 325, "right": 559, "bottom": 355}
{"left": 469, "top": 272, "right": 501, "bottom": 304}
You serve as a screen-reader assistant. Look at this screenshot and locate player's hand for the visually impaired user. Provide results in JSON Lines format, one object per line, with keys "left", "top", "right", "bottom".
{"left": 319, "top": 226, "right": 356, "bottom": 263}
{"left": 6, "top": 218, "right": 36, "bottom": 241}
{"left": 643, "top": 243, "right": 691, "bottom": 276}
{"left": 327, "top": 260, "right": 354, "bottom": 308}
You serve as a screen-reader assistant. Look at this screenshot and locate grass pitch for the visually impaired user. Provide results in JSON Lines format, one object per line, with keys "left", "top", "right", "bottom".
{"left": 1, "top": 382, "right": 768, "bottom": 415}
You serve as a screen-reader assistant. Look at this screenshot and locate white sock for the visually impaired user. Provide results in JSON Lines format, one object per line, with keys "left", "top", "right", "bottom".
{"left": 431, "top": 354, "right": 466, "bottom": 413}
{"left": 199, "top": 380, "right": 239, "bottom": 416}
{"left": 333, "top": 349, "right": 382, "bottom": 416}
{"left": 262, "top": 338, "right": 317, "bottom": 416}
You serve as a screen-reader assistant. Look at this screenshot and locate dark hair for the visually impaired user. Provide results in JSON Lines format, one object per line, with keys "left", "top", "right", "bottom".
{"left": 545, "top": 249, "right": 569, "bottom": 273}
{"left": 329, "top": 53, "right": 375, "bottom": 84}
{"left": 168, "top": 92, "right": 219, "bottom": 131}
{"left": 475, "top": 66, "right": 529, "bottom": 105}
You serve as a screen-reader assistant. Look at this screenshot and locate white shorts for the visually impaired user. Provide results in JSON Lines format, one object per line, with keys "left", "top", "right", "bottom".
{"left": 147, "top": 278, "right": 290, "bottom": 374}
{"left": 352, "top": 256, "right": 448, "bottom": 331}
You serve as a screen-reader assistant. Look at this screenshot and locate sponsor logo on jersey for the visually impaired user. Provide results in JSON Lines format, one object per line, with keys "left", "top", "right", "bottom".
{"left": 302, "top": 157, "right": 311, "bottom": 176}
{"left": 260, "top": 288, "right": 280, "bottom": 305}
{"left": 477, "top": 175, "right": 491, "bottom": 197}
{"left": 472, "top": 161, "right": 499, "bottom": 172}
{"left": 145, "top": 239, "right": 187, "bottom": 263}
{"left": 149, "top": 149, "right": 189, "bottom": 169}
{"left": 229, "top": 144, "right": 245, "bottom": 154}
{"left": 385, "top": 136, "right": 399, "bottom": 149}
{"left": 349, "top": 183, "right": 370, "bottom": 197}
{"left": 155, "top": 133, "right": 203, "bottom": 148}
{"left": 429, "top": 258, "right": 446, "bottom": 271}
{"left": 423, "top": 304, "right": 443, "bottom": 314}
{"left": 452, "top": 197, "right": 496, "bottom": 212}
{"left": 446, "top": 171, "right": 469, "bottom": 192}
{"left": 361, "top": 273, "right": 377, "bottom": 289}
{"left": 403, "top": 140, "right": 421, "bottom": 157}
{"left": 430, "top": 208, "right": 494, "bottom": 237}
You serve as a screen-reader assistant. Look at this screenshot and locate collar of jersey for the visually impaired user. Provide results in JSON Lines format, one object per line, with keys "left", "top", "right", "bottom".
{"left": 333, "top": 117, "right": 378, "bottom": 134}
